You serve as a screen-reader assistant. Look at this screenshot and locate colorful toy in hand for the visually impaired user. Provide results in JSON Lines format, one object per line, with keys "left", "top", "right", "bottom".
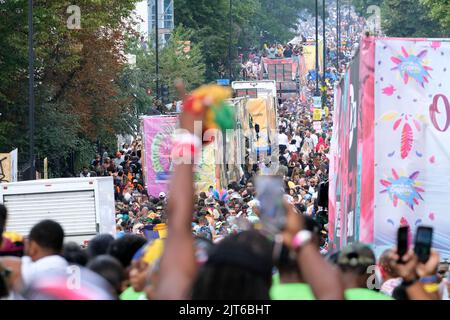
{"left": 211, "top": 189, "right": 230, "bottom": 203}
{"left": 183, "top": 84, "right": 235, "bottom": 134}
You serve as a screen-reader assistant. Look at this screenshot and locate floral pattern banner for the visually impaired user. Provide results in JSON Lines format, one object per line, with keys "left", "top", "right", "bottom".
{"left": 143, "top": 116, "right": 178, "bottom": 197}
{"left": 374, "top": 39, "right": 450, "bottom": 258}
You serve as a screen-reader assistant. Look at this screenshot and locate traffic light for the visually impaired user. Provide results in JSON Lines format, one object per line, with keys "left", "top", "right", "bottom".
{"left": 161, "top": 85, "right": 170, "bottom": 105}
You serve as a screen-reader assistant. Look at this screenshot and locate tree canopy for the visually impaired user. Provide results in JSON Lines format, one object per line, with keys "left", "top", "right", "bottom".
{"left": 0, "top": 0, "right": 141, "bottom": 176}
{"left": 421, "top": 0, "right": 450, "bottom": 34}
{"left": 174, "top": 0, "right": 315, "bottom": 81}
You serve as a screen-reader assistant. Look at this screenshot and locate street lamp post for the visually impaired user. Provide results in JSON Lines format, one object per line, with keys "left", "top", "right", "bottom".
{"left": 228, "top": 0, "right": 232, "bottom": 82}
{"left": 155, "top": 0, "right": 160, "bottom": 101}
{"left": 315, "top": 0, "right": 320, "bottom": 96}
{"left": 347, "top": 0, "right": 351, "bottom": 39}
{"left": 336, "top": 0, "right": 340, "bottom": 71}
{"left": 28, "top": 0, "right": 35, "bottom": 180}
{"left": 322, "top": 0, "right": 326, "bottom": 87}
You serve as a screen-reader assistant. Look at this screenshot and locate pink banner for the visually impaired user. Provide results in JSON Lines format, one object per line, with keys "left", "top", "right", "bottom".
{"left": 143, "top": 116, "right": 177, "bottom": 197}
{"left": 328, "top": 36, "right": 376, "bottom": 248}
{"left": 358, "top": 36, "right": 376, "bottom": 243}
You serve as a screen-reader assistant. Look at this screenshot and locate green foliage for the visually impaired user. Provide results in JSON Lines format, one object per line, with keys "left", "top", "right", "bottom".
{"left": 174, "top": 0, "right": 315, "bottom": 81}
{"left": 119, "top": 25, "right": 206, "bottom": 120}
{"left": 380, "top": 0, "right": 444, "bottom": 37}
{"left": 421, "top": 0, "right": 450, "bottom": 33}
{"left": 0, "top": 0, "right": 141, "bottom": 176}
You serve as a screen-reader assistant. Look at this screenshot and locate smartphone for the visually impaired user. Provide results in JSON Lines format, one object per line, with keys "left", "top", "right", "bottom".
{"left": 397, "top": 226, "right": 409, "bottom": 263}
{"left": 414, "top": 226, "right": 433, "bottom": 263}
{"left": 255, "top": 176, "right": 286, "bottom": 237}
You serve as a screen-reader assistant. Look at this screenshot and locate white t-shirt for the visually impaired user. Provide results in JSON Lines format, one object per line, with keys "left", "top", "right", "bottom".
{"left": 288, "top": 144, "right": 297, "bottom": 153}
{"left": 278, "top": 133, "right": 289, "bottom": 146}
{"left": 21, "top": 255, "right": 69, "bottom": 287}
{"left": 310, "top": 134, "right": 318, "bottom": 147}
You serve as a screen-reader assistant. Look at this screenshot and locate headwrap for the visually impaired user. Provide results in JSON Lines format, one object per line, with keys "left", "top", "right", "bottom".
{"left": 0, "top": 231, "right": 24, "bottom": 256}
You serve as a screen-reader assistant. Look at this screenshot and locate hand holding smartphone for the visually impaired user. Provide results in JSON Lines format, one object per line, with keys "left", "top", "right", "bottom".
{"left": 397, "top": 225, "right": 433, "bottom": 264}
{"left": 255, "top": 176, "right": 286, "bottom": 237}
{"left": 414, "top": 226, "right": 433, "bottom": 263}
{"left": 397, "top": 226, "right": 409, "bottom": 263}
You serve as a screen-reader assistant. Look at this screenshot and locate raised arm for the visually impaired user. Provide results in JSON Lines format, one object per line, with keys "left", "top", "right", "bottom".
{"left": 283, "top": 204, "right": 345, "bottom": 299}
{"left": 155, "top": 109, "right": 203, "bottom": 300}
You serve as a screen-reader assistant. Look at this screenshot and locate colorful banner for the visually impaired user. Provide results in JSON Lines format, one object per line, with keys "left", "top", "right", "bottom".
{"left": 358, "top": 37, "right": 376, "bottom": 244}
{"left": 329, "top": 37, "right": 376, "bottom": 249}
{"left": 247, "top": 98, "right": 270, "bottom": 153}
{"left": 0, "top": 153, "right": 11, "bottom": 183}
{"left": 302, "top": 43, "right": 324, "bottom": 73}
{"left": 374, "top": 39, "right": 450, "bottom": 258}
{"left": 195, "top": 143, "right": 216, "bottom": 193}
{"left": 143, "top": 116, "right": 177, "bottom": 197}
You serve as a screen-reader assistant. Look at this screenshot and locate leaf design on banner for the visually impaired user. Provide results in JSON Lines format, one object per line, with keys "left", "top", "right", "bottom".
{"left": 388, "top": 151, "right": 396, "bottom": 157}
{"left": 393, "top": 118, "right": 402, "bottom": 130}
{"left": 409, "top": 171, "right": 420, "bottom": 180}
{"left": 417, "top": 50, "right": 428, "bottom": 59}
{"left": 415, "top": 186, "right": 425, "bottom": 193}
{"left": 401, "top": 123, "right": 413, "bottom": 159}
{"left": 392, "top": 169, "right": 400, "bottom": 180}
{"left": 391, "top": 56, "right": 402, "bottom": 65}
{"left": 416, "top": 151, "right": 423, "bottom": 157}
{"left": 381, "top": 111, "right": 399, "bottom": 122}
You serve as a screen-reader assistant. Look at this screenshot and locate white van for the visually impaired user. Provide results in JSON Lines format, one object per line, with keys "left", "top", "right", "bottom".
{"left": 0, "top": 177, "right": 116, "bottom": 244}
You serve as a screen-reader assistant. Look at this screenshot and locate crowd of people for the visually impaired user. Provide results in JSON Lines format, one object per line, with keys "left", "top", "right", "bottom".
{"left": 1, "top": 84, "right": 450, "bottom": 299}
{"left": 240, "top": 4, "right": 365, "bottom": 83}
{"left": 1, "top": 4, "right": 449, "bottom": 302}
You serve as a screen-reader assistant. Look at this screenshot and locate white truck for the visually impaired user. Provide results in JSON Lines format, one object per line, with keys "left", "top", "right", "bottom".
{"left": 232, "top": 81, "right": 279, "bottom": 164}
{"left": 232, "top": 80, "right": 278, "bottom": 99}
{"left": 0, "top": 177, "right": 116, "bottom": 244}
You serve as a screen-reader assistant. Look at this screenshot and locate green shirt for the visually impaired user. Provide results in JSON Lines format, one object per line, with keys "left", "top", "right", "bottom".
{"left": 345, "top": 288, "right": 393, "bottom": 300}
{"left": 120, "top": 287, "right": 146, "bottom": 300}
{"left": 270, "top": 274, "right": 315, "bottom": 300}
{"left": 270, "top": 282, "right": 316, "bottom": 300}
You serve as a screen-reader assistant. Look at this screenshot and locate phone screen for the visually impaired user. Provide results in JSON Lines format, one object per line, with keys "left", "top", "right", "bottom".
{"left": 397, "top": 226, "right": 409, "bottom": 261}
{"left": 256, "top": 176, "right": 286, "bottom": 237}
{"left": 414, "top": 226, "right": 433, "bottom": 263}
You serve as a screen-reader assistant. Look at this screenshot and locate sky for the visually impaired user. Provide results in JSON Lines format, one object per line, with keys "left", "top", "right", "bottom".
{"left": 133, "top": 1, "right": 149, "bottom": 35}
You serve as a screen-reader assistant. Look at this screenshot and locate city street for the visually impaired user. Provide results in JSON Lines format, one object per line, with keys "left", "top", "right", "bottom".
{"left": 1, "top": 0, "right": 450, "bottom": 305}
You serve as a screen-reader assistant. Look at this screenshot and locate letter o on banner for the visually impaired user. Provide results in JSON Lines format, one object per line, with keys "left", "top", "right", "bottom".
{"left": 429, "top": 94, "right": 450, "bottom": 132}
